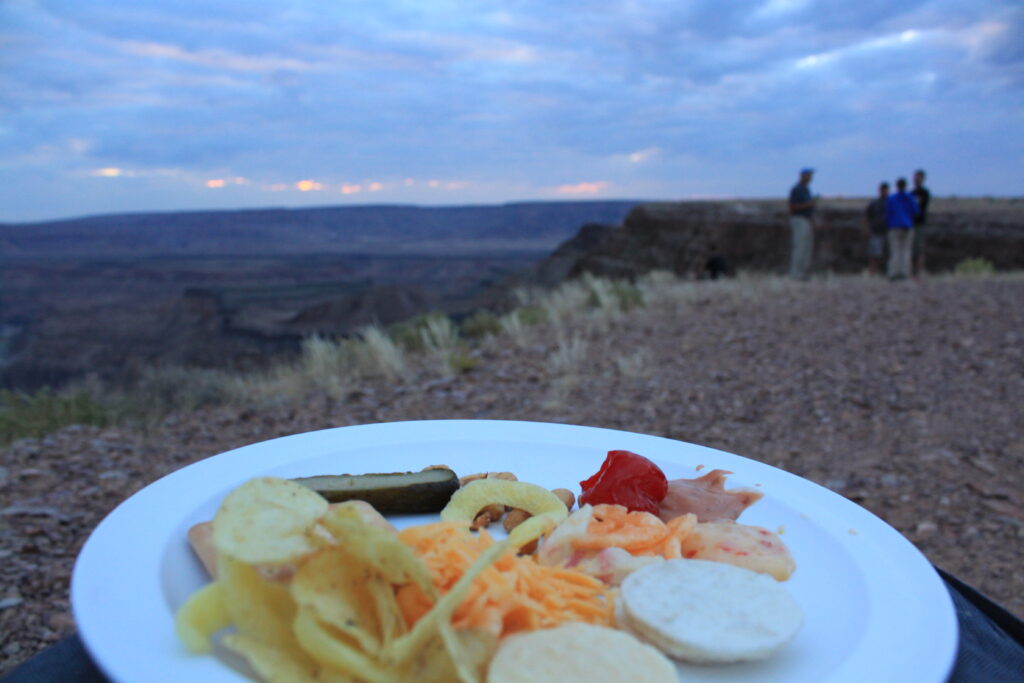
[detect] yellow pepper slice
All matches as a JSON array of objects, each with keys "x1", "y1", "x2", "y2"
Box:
[{"x1": 440, "y1": 479, "x2": 568, "y2": 548}]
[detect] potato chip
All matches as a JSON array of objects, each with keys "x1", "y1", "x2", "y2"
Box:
[
  {"x1": 174, "y1": 580, "x2": 230, "y2": 654},
  {"x1": 320, "y1": 503, "x2": 436, "y2": 598},
  {"x1": 364, "y1": 572, "x2": 406, "y2": 645},
  {"x1": 391, "y1": 631, "x2": 458, "y2": 683},
  {"x1": 218, "y1": 554, "x2": 315, "y2": 670},
  {"x1": 293, "y1": 608, "x2": 393, "y2": 683},
  {"x1": 439, "y1": 623, "x2": 497, "y2": 683},
  {"x1": 291, "y1": 548, "x2": 384, "y2": 654},
  {"x1": 213, "y1": 477, "x2": 328, "y2": 565},
  {"x1": 222, "y1": 633, "x2": 320, "y2": 683}
]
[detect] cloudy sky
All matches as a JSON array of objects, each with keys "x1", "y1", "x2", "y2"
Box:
[{"x1": 2, "y1": 0, "x2": 1021, "y2": 222}]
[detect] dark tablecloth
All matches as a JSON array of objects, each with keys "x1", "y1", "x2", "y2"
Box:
[{"x1": 4, "y1": 569, "x2": 1023, "y2": 682}]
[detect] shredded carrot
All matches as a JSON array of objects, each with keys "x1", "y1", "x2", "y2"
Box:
[
  {"x1": 396, "y1": 521, "x2": 614, "y2": 638},
  {"x1": 574, "y1": 504, "x2": 696, "y2": 560}
]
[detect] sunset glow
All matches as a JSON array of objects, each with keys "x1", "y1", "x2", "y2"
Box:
[
  {"x1": 340, "y1": 184, "x2": 362, "y2": 194},
  {"x1": 206, "y1": 179, "x2": 225, "y2": 188},
  {"x1": 295, "y1": 180, "x2": 323, "y2": 192},
  {"x1": 92, "y1": 168, "x2": 123, "y2": 177},
  {"x1": 555, "y1": 181, "x2": 610, "y2": 195}
]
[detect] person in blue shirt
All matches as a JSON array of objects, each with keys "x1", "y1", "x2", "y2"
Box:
[{"x1": 885, "y1": 177, "x2": 920, "y2": 281}]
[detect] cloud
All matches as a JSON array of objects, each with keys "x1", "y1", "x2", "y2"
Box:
[
  {"x1": 117, "y1": 40, "x2": 319, "y2": 73},
  {"x1": 0, "y1": 0, "x2": 1021, "y2": 220}
]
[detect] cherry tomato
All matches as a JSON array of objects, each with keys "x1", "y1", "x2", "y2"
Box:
[{"x1": 579, "y1": 450, "x2": 668, "y2": 515}]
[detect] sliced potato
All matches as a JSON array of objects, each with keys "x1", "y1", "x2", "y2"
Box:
[
  {"x1": 291, "y1": 548, "x2": 385, "y2": 654},
  {"x1": 212, "y1": 477, "x2": 328, "y2": 565},
  {"x1": 320, "y1": 502, "x2": 436, "y2": 599},
  {"x1": 222, "y1": 632, "x2": 320, "y2": 682},
  {"x1": 293, "y1": 608, "x2": 393, "y2": 683},
  {"x1": 218, "y1": 554, "x2": 314, "y2": 669},
  {"x1": 174, "y1": 580, "x2": 230, "y2": 654}
]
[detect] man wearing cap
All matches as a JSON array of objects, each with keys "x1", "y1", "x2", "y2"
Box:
[{"x1": 788, "y1": 168, "x2": 817, "y2": 280}]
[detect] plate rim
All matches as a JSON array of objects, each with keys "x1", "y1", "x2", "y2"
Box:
[{"x1": 71, "y1": 418, "x2": 958, "y2": 683}]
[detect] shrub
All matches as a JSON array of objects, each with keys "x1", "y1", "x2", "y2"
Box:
[
  {"x1": 131, "y1": 364, "x2": 238, "y2": 416},
  {"x1": 954, "y1": 258, "x2": 995, "y2": 276},
  {"x1": 418, "y1": 315, "x2": 459, "y2": 354},
  {"x1": 547, "y1": 334, "x2": 589, "y2": 376},
  {"x1": 0, "y1": 387, "x2": 118, "y2": 445},
  {"x1": 460, "y1": 310, "x2": 502, "y2": 339},
  {"x1": 447, "y1": 352, "x2": 481, "y2": 374},
  {"x1": 298, "y1": 334, "x2": 352, "y2": 400},
  {"x1": 515, "y1": 305, "x2": 547, "y2": 326},
  {"x1": 611, "y1": 282, "x2": 645, "y2": 311},
  {"x1": 356, "y1": 325, "x2": 407, "y2": 379}
]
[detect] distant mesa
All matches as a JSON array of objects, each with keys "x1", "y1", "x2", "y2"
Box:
[{"x1": 517, "y1": 198, "x2": 1024, "y2": 285}]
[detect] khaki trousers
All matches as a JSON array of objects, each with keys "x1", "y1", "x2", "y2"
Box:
[
  {"x1": 789, "y1": 215, "x2": 813, "y2": 280},
  {"x1": 887, "y1": 229, "x2": 914, "y2": 279}
]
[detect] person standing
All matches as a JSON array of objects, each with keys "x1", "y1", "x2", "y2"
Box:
[
  {"x1": 863, "y1": 182, "x2": 889, "y2": 276},
  {"x1": 788, "y1": 168, "x2": 816, "y2": 280},
  {"x1": 911, "y1": 169, "x2": 931, "y2": 277},
  {"x1": 885, "y1": 177, "x2": 919, "y2": 281}
]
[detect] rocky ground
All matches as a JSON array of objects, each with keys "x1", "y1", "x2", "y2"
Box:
[{"x1": 1, "y1": 273, "x2": 1022, "y2": 675}]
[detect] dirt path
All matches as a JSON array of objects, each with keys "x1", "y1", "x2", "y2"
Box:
[{"x1": 2, "y1": 274, "x2": 1022, "y2": 674}]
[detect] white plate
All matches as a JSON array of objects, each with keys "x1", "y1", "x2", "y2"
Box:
[{"x1": 72, "y1": 420, "x2": 957, "y2": 682}]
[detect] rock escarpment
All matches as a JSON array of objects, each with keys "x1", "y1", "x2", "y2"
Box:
[{"x1": 552, "y1": 199, "x2": 1024, "y2": 280}]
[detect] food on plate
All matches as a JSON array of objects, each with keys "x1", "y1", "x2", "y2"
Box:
[
  {"x1": 657, "y1": 469, "x2": 762, "y2": 523},
  {"x1": 680, "y1": 520, "x2": 795, "y2": 581},
  {"x1": 458, "y1": 472, "x2": 519, "y2": 530},
  {"x1": 536, "y1": 502, "x2": 793, "y2": 585},
  {"x1": 188, "y1": 499, "x2": 393, "y2": 580},
  {"x1": 503, "y1": 488, "x2": 575, "y2": 533},
  {"x1": 441, "y1": 479, "x2": 569, "y2": 549},
  {"x1": 212, "y1": 477, "x2": 328, "y2": 565},
  {"x1": 486, "y1": 622, "x2": 676, "y2": 683},
  {"x1": 176, "y1": 448, "x2": 800, "y2": 681},
  {"x1": 537, "y1": 504, "x2": 694, "y2": 585},
  {"x1": 291, "y1": 466, "x2": 459, "y2": 513},
  {"x1": 578, "y1": 450, "x2": 668, "y2": 514},
  {"x1": 177, "y1": 476, "x2": 543, "y2": 681},
  {"x1": 619, "y1": 559, "x2": 803, "y2": 663},
  {"x1": 397, "y1": 522, "x2": 613, "y2": 635}
]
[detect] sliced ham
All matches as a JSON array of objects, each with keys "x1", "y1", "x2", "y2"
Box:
[{"x1": 657, "y1": 469, "x2": 762, "y2": 523}]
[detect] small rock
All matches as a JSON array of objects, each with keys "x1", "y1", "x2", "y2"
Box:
[
  {"x1": 824, "y1": 478, "x2": 848, "y2": 492},
  {"x1": 0, "y1": 597, "x2": 23, "y2": 609},
  {"x1": 0, "y1": 505, "x2": 67, "y2": 521},
  {"x1": 47, "y1": 612, "x2": 75, "y2": 632},
  {"x1": 880, "y1": 474, "x2": 902, "y2": 488},
  {"x1": 916, "y1": 520, "x2": 939, "y2": 536}
]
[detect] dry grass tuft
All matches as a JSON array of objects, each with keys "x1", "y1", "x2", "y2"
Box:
[{"x1": 357, "y1": 324, "x2": 408, "y2": 380}]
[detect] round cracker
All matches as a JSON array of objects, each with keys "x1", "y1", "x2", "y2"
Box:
[
  {"x1": 620, "y1": 559, "x2": 802, "y2": 663},
  {"x1": 487, "y1": 622, "x2": 676, "y2": 683}
]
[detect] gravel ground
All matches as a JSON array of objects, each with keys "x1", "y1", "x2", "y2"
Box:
[{"x1": 2, "y1": 273, "x2": 1022, "y2": 675}]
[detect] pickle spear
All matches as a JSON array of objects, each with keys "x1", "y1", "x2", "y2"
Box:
[{"x1": 291, "y1": 468, "x2": 459, "y2": 513}]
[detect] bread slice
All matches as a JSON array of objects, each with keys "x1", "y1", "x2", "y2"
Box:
[
  {"x1": 620, "y1": 559, "x2": 802, "y2": 663},
  {"x1": 487, "y1": 622, "x2": 676, "y2": 683}
]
